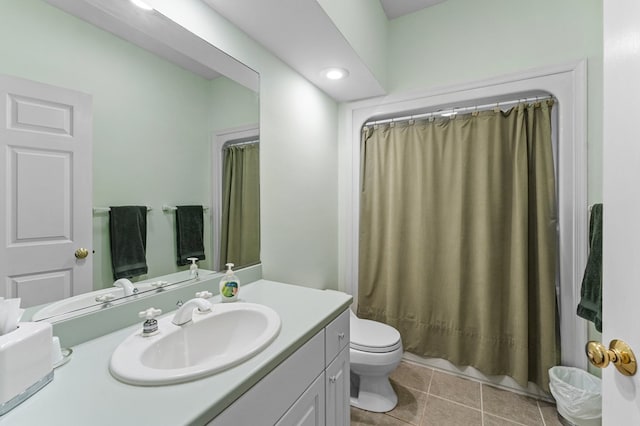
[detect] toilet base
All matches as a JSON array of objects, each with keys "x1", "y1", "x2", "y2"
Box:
[{"x1": 350, "y1": 372, "x2": 398, "y2": 413}]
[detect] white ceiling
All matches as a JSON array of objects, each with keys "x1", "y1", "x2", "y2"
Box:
[
  {"x1": 204, "y1": 0, "x2": 444, "y2": 102},
  {"x1": 380, "y1": 0, "x2": 446, "y2": 20}
]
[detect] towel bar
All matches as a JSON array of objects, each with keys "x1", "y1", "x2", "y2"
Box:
[
  {"x1": 93, "y1": 206, "x2": 152, "y2": 214},
  {"x1": 162, "y1": 205, "x2": 209, "y2": 212}
]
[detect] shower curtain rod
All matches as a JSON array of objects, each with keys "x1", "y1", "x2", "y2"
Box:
[
  {"x1": 364, "y1": 95, "x2": 554, "y2": 127},
  {"x1": 223, "y1": 139, "x2": 259, "y2": 148}
]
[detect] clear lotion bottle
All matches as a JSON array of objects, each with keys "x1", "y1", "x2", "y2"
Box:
[{"x1": 219, "y1": 263, "x2": 239, "y2": 302}]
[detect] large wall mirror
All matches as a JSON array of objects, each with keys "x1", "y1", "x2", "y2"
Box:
[{"x1": 0, "y1": 0, "x2": 259, "y2": 320}]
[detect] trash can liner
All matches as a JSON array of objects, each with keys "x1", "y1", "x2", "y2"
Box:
[{"x1": 548, "y1": 366, "x2": 602, "y2": 420}]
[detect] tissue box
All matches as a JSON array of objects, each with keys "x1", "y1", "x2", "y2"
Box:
[{"x1": 0, "y1": 322, "x2": 53, "y2": 415}]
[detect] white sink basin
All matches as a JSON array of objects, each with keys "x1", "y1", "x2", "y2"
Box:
[{"x1": 109, "y1": 302, "x2": 281, "y2": 385}]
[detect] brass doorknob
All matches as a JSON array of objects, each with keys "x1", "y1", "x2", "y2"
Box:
[
  {"x1": 586, "y1": 339, "x2": 637, "y2": 376},
  {"x1": 74, "y1": 248, "x2": 89, "y2": 259}
]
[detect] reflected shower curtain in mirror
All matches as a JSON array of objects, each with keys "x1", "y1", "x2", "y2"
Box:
[
  {"x1": 220, "y1": 143, "x2": 260, "y2": 268},
  {"x1": 358, "y1": 101, "x2": 558, "y2": 390}
]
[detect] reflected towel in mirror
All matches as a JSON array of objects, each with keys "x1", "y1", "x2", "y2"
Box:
[
  {"x1": 109, "y1": 206, "x2": 148, "y2": 279},
  {"x1": 175, "y1": 205, "x2": 205, "y2": 266}
]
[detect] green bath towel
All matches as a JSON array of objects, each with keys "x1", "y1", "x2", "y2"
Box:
[{"x1": 577, "y1": 203, "x2": 602, "y2": 332}]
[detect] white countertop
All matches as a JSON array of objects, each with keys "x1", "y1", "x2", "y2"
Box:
[{"x1": 0, "y1": 280, "x2": 352, "y2": 426}]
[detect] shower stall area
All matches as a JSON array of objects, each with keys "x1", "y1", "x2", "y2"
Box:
[{"x1": 340, "y1": 63, "x2": 588, "y2": 397}]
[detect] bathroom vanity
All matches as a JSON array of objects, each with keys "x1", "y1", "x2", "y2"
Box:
[{"x1": 0, "y1": 279, "x2": 352, "y2": 425}]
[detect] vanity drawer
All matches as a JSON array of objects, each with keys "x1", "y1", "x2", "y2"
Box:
[{"x1": 324, "y1": 309, "x2": 349, "y2": 365}]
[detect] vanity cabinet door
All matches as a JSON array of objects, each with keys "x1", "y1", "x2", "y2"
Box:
[
  {"x1": 209, "y1": 309, "x2": 351, "y2": 426},
  {"x1": 209, "y1": 332, "x2": 324, "y2": 426},
  {"x1": 325, "y1": 346, "x2": 350, "y2": 426},
  {"x1": 276, "y1": 373, "x2": 325, "y2": 426}
]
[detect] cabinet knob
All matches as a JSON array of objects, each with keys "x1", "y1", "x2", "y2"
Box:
[
  {"x1": 338, "y1": 332, "x2": 345, "y2": 340},
  {"x1": 329, "y1": 376, "x2": 337, "y2": 383}
]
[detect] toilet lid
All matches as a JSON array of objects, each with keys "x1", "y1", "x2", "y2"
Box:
[{"x1": 350, "y1": 317, "x2": 401, "y2": 353}]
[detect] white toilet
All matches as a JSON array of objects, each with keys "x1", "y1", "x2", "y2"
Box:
[{"x1": 349, "y1": 310, "x2": 403, "y2": 412}]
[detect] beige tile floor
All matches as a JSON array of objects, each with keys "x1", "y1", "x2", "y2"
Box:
[{"x1": 351, "y1": 361, "x2": 563, "y2": 426}]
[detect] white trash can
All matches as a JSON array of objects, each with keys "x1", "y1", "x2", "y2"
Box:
[{"x1": 548, "y1": 366, "x2": 602, "y2": 426}]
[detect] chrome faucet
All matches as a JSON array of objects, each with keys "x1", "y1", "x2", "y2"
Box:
[
  {"x1": 172, "y1": 298, "x2": 212, "y2": 326},
  {"x1": 113, "y1": 278, "x2": 138, "y2": 296}
]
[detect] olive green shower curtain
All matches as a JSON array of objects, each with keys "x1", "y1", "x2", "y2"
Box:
[
  {"x1": 219, "y1": 143, "x2": 260, "y2": 268},
  {"x1": 358, "y1": 101, "x2": 558, "y2": 390}
]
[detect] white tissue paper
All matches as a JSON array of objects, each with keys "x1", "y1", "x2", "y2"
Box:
[{"x1": 0, "y1": 298, "x2": 25, "y2": 336}]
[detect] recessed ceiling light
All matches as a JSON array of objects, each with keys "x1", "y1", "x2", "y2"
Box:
[
  {"x1": 323, "y1": 67, "x2": 349, "y2": 80},
  {"x1": 131, "y1": 0, "x2": 154, "y2": 11}
]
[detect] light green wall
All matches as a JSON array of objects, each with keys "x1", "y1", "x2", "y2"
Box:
[
  {"x1": 316, "y1": 0, "x2": 388, "y2": 87},
  {"x1": 0, "y1": 0, "x2": 258, "y2": 289},
  {"x1": 386, "y1": 0, "x2": 603, "y2": 201},
  {"x1": 258, "y1": 65, "x2": 338, "y2": 287}
]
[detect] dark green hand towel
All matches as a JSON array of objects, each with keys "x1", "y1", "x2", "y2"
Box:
[
  {"x1": 109, "y1": 206, "x2": 148, "y2": 280},
  {"x1": 176, "y1": 205, "x2": 205, "y2": 266},
  {"x1": 577, "y1": 203, "x2": 602, "y2": 332}
]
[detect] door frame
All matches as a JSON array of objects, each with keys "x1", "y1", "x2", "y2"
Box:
[{"x1": 339, "y1": 61, "x2": 589, "y2": 370}]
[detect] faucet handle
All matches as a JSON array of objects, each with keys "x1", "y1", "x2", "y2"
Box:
[
  {"x1": 195, "y1": 291, "x2": 213, "y2": 299},
  {"x1": 138, "y1": 307, "x2": 162, "y2": 320},
  {"x1": 95, "y1": 293, "x2": 115, "y2": 303},
  {"x1": 139, "y1": 308, "x2": 162, "y2": 337}
]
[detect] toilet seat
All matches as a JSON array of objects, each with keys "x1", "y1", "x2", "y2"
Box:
[{"x1": 350, "y1": 317, "x2": 401, "y2": 353}]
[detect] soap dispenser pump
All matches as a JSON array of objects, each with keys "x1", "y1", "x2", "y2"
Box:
[
  {"x1": 187, "y1": 257, "x2": 199, "y2": 279},
  {"x1": 219, "y1": 263, "x2": 239, "y2": 302}
]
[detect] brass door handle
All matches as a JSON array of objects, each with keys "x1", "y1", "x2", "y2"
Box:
[
  {"x1": 74, "y1": 248, "x2": 89, "y2": 259},
  {"x1": 586, "y1": 339, "x2": 637, "y2": 376}
]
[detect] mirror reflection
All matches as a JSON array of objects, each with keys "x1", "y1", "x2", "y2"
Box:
[
  {"x1": 219, "y1": 139, "x2": 261, "y2": 270},
  {"x1": 0, "y1": 0, "x2": 260, "y2": 319}
]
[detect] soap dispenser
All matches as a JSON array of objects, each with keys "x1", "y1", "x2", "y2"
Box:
[
  {"x1": 219, "y1": 263, "x2": 239, "y2": 302},
  {"x1": 187, "y1": 257, "x2": 199, "y2": 279}
]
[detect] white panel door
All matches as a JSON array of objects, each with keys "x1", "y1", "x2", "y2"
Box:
[
  {"x1": 0, "y1": 74, "x2": 92, "y2": 307},
  {"x1": 602, "y1": 1, "x2": 640, "y2": 423}
]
